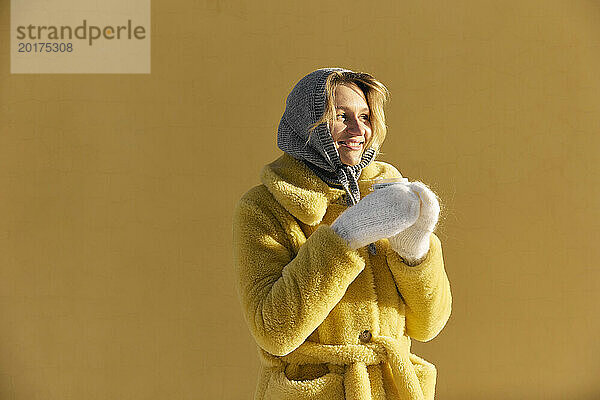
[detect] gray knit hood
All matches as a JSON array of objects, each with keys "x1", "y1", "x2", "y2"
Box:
[{"x1": 277, "y1": 68, "x2": 377, "y2": 207}]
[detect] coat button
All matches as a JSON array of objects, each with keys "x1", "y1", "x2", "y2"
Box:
[{"x1": 359, "y1": 330, "x2": 372, "y2": 343}]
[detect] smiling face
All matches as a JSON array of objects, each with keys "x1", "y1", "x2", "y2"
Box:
[{"x1": 330, "y1": 83, "x2": 373, "y2": 166}]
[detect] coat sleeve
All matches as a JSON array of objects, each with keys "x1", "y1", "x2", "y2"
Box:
[
  {"x1": 385, "y1": 233, "x2": 452, "y2": 342},
  {"x1": 233, "y1": 189, "x2": 366, "y2": 356}
]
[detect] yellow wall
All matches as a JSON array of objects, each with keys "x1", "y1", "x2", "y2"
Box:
[{"x1": 1, "y1": 1, "x2": 599, "y2": 398}]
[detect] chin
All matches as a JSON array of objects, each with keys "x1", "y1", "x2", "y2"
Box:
[
  {"x1": 338, "y1": 148, "x2": 364, "y2": 166},
  {"x1": 340, "y1": 157, "x2": 361, "y2": 166}
]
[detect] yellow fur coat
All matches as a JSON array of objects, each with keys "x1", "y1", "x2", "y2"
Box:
[{"x1": 233, "y1": 153, "x2": 452, "y2": 400}]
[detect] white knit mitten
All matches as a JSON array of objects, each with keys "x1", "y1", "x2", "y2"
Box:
[
  {"x1": 388, "y1": 181, "x2": 440, "y2": 266},
  {"x1": 331, "y1": 184, "x2": 420, "y2": 250}
]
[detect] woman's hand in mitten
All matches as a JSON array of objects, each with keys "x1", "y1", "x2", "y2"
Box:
[
  {"x1": 388, "y1": 181, "x2": 440, "y2": 266},
  {"x1": 330, "y1": 184, "x2": 420, "y2": 250}
]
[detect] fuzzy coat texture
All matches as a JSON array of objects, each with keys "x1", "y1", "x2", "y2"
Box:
[{"x1": 233, "y1": 153, "x2": 452, "y2": 400}]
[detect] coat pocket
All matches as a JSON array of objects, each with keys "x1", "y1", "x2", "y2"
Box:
[
  {"x1": 263, "y1": 367, "x2": 345, "y2": 400},
  {"x1": 409, "y1": 353, "x2": 437, "y2": 400}
]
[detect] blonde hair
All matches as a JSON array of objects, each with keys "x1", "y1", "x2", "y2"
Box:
[{"x1": 309, "y1": 70, "x2": 390, "y2": 151}]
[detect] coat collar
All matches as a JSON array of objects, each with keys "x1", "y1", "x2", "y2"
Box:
[{"x1": 260, "y1": 153, "x2": 400, "y2": 226}]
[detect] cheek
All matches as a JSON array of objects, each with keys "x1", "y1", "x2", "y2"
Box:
[
  {"x1": 330, "y1": 123, "x2": 343, "y2": 141},
  {"x1": 365, "y1": 126, "x2": 373, "y2": 141}
]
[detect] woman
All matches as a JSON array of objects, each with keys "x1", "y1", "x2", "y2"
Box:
[{"x1": 233, "y1": 67, "x2": 452, "y2": 400}]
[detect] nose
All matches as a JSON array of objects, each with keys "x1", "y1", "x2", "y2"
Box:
[{"x1": 345, "y1": 115, "x2": 365, "y2": 136}]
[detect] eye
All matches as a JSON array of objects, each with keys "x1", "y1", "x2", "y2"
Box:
[
  {"x1": 360, "y1": 114, "x2": 370, "y2": 121},
  {"x1": 336, "y1": 112, "x2": 346, "y2": 120}
]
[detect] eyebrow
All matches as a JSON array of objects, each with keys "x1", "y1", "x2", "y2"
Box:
[{"x1": 335, "y1": 106, "x2": 370, "y2": 113}]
